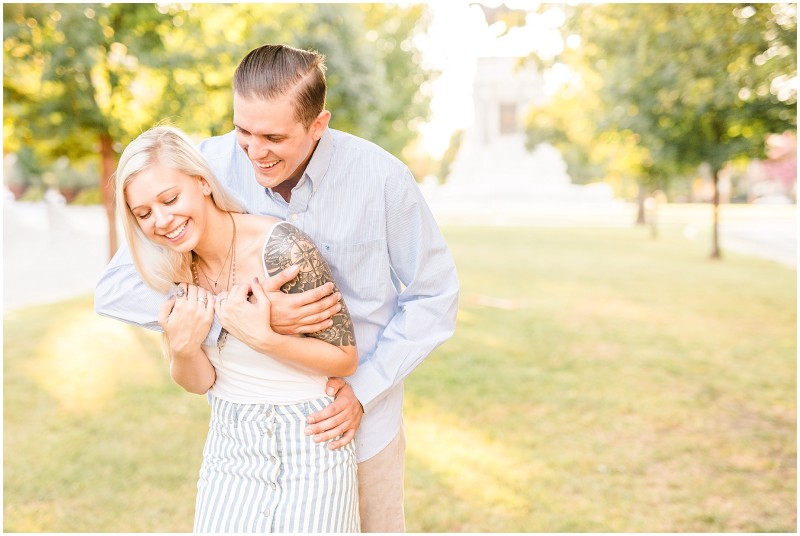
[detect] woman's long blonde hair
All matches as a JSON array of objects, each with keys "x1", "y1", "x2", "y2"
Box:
[{"x1": 115, "y1": 125, "x2": 246, "y2": 294}]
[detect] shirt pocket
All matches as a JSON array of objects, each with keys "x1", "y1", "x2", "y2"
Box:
[{"x1": 318, "y1": 238, "x2": 389, "y2": 300}]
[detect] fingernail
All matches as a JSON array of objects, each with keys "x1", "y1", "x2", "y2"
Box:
[
  {"x1": 304, "y1": 427, "x2": 313, "y2": 435},
  {"x1": 306, "y1": 416, "x2": 315, "y2": 424},
  {"x1": 327, "y1": 320, "x2": 334, "y2": 328},
  {"x1": 253, "y1": 277, "x2": 260, "y2": 284},
  {"x1": 326, "y1": 387, "x2": 335, "y2": 396}
]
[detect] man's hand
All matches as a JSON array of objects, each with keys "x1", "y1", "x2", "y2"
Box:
[
  {"x1": 259, "y1": 265, "x2": 342, "y2": 335},
  {"x1": 306, "y1": 378, "x2": 364, "y2": 450}
]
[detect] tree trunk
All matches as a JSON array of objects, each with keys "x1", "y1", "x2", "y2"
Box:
[
  {"x1": 100, "y1": 133, "x2": 118, "y2": 259},
  {"x1": 636, "y1": 185, "x2": 647, "y2": 225},
  {"x1": 710, "y1": 167, "x2": 721, "y2": 259}
]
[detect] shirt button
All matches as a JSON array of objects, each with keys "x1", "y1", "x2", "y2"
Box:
[
  {"x1": 270, "y1": 456, "x2": 278, "y2": 464},
  {"x1": 263, "y1": 509, "x2": 270, "y2": 517},
  {"x1": 270, "y1": 482, "x2": 278, "y2": 490}
]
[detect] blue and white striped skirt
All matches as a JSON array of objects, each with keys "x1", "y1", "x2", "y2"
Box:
[{"x1": 194, "y1": 395, "x2": 360, "y2": 533}]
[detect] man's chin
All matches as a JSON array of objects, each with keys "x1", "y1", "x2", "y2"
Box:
[{"x1": 253, "y1": 170, "x2": 284, "y2": 190}]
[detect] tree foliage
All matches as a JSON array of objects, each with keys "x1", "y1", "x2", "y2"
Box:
[
  {"x1": 4, "y1": 3, "x2": 433, "y2": 255},
  {"x1": 568, "y1": 4, "x2": 796, "y2": 170},
  {"x1": 4, "y1": 3, "x2": 237, "y2": 254},
  {"x1": 524, "y1": 3, "x2": 796, "y2": 256}
]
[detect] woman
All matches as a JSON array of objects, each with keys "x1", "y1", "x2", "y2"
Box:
[{"x1": 115, "y1": 125, "x2": 360, "y2": 533}]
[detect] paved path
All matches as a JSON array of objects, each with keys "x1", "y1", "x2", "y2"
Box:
[
  {"x1": 659, "y1": 203, "x2": 796, "y2": 267},
  {"x1": 720, "y1": 218, "x2": 797, "y2": 268},
  {"x1": 3, "y1": 201, "x2": 110, "y2": 312},
  {"x1": 3, "y1": 201, "x2": 795, "y2": 313}
]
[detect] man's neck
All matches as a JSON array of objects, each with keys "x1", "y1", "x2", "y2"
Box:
[
  {"x1": 272, "y1": 139, "x2": 321, "y2": 202},
  {"x1": 272, "y1": 177, "x2": 299, "y2": 203}
]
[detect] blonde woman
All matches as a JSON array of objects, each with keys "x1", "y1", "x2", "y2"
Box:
[{"x1": 115, "y1": 125, "x2": 359, "y2": 532}]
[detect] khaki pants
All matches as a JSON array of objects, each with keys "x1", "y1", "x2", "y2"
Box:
[{"x1": 357, "y1": 427, "x2": 406, "y2": 532}]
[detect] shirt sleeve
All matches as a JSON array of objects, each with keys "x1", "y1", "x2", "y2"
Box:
[
  {"x1": 94, "y1": 241, "x2": 223, "y2": 347},
  {"x1": 346, "y1": 168, "x2": 459, "y2": 411}
]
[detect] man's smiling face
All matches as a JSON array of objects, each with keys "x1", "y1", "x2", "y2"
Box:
[{"x1": 233, "y1": 92, "x2": 329, "y2": 196}]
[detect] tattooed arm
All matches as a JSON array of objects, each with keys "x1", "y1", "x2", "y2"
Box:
[
  {"x1": 263, "y1": 222, "x2": 356, "y2": 347},
  {"x1": 215, "y1": 222, "x2": 358, "y2": 377}
]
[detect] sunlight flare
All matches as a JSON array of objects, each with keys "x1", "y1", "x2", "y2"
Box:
[
  {"x1": 405, "y1": 401, "x2": 537, "y2": 514},
  {"x1": 25, "y1": 308, "x2": 162, "y2": 413}
]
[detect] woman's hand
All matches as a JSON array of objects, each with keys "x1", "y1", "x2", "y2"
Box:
[
  {"x1": 159, "y1": 283, "x2": 215, "y2": 357},
  {"x1": 215, "y1": 278, "x2": 276, "y2": 351},
  {"x1": 158, "y1": 283, "x2": 216, "y2": 394},
  {"x1": 217, "y1": 277, "x2": 357, "y2": 377}
]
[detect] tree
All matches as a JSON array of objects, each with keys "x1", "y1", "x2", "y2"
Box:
[
  {"x1": 524, "y1": 68, "x2": 652, "y2": 201},
  {"x1": 4, "y1": 4, "x2": 434, "y2": 258},
  {"x1": 4, "y1": 3, "x2": 234, "y2": 256},
  {"x1": 546, "y1": 3, "x2": 797, "y2": 257}
]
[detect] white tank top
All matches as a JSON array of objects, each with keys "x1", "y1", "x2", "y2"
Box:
[
  {"x1": 204, "y1": 221, "x2": 328, "y2": 405},
  {"x1": 205, "y1": 336, "x2": 327, "y2": 404}
]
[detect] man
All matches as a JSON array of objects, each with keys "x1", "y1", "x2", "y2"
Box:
[{"x1": 95, "y1": 43, "x2": 458, "y2": 532}]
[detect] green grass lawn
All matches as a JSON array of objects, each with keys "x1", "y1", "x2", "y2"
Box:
[{"x1": 4, "y1": 224, "x2": 796, "y2": 532}]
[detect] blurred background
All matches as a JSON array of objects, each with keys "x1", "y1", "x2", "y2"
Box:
[{"x1": 3, "y1": 2, "x2": 796, "y2": 532}]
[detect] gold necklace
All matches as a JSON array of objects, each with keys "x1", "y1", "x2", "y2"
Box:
[
  {"x1": 192, "y1": 212, "x2": 237, "y2": 352},
  {"x1": 193, "y1": 212, "x2": 237, "y2": 291}
]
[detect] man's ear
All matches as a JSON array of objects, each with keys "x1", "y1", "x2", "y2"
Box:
[{"x1": 310, "y1": 110, "x2": 331, "y2": 141}]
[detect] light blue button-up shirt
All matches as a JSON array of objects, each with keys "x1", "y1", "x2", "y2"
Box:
[{"x1": 95, "y1": 128, "x2": 459, "y2": 462}]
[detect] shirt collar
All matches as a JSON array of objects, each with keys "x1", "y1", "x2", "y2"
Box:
[{"x1": 303, "y1": 128, "x2": 333, "y2": 193}]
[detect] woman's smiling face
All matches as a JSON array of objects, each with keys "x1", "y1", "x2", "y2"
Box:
[{"x1": 125, "y1": 163, "x2": 210, "y2": 253}]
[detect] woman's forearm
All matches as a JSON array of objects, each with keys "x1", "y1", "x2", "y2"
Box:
[
  {"x1": 256, "y1": 334, "x2": 358, "y2": 377},
  {"x1": 169, "y1": 346, "x2": 216, "y2": 394}
]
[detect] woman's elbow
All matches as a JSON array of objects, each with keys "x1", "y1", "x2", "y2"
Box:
[
  {"x1": 340, "y1": 362, "x2": 358, "y2": 377},
  {"x1": 336, "y1": 346, "x2": 359, "y2": 377},
  {"x1": 170, "y1": 367, "x2": 214, "y2": 395},
  {"x1": 182, "y1": 382, "x2": 212, "y2": 395}
]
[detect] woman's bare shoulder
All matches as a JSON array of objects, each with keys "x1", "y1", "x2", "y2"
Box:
[
  {"x1": 233, "y1": 213, "x2": 280, "y2": 246},
  {"x1": 236, "y1": 213, "x2": 282, "y2": 233}
]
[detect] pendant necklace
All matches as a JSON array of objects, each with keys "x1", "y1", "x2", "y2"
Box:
[
  {"x1": 191, "y1": 212, "x2": 237, "y2": 351},
  {"x1": 193, "y1": 212, "x2": 237, "y2": 291}
]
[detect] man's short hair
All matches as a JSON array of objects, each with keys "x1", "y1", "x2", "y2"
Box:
[{"x1": 233, "y1": 44, "x2": 327, "y2": 128}]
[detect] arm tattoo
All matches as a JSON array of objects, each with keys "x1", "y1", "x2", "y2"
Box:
[{"x1": 263, "y1": 223, "x2": 356, "y2": 347}]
